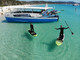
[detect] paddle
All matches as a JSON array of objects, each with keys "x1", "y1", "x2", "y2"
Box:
[{"x1": 65, "y1": 21, "x2": 74, "y2": 35}]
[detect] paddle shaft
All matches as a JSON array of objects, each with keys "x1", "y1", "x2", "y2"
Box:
[{"x1": 65, "y1": 21, "x2": 74, "y2": 35}]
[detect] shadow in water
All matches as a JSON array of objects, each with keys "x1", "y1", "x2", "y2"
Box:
[
  {"x1": 2, "y1": 20, "x2": 8, "y2": 23},
  {"x1": 48, "y1": 39, "x2": 57, "y2": 52},
  {"x1": 2, "y1": 20, "x2": 55, "y2": 24},
  {"x1": 22, "y1": 32, "x2": 33, "y2": 41},
  {"x1": 42, "y1": 39, "x2": 57, "y2": 52},
  {"x1": 2, "y1": 20, "x2": 30, "y2": 24}
]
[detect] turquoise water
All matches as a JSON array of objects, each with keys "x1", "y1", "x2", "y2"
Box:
[{"x1": 0, "y1": 4, "x2": 80, "y2": 60}]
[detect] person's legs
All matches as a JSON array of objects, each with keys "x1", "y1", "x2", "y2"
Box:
[
  {"x1": 31, "y1": 29, "x2": 34, "y2": 32},
  {"x1": 59, "y1": 32, "x2": 61, "y2": 38},
  {"x1": 59, "y1": 32, "x2": 63, "y2": 39}
]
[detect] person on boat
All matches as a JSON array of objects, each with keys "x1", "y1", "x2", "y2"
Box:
[
  {"x1": 41, "y1": 9, "x2": 45, "y2": 13},
  {"x1": 29, "y1": 23, "x2": 34, "y2": 33},
  {"x1": 51, "y1": 9, "x2": 57, "y2": 14},
  {"x1": 42, "y1": 9, "x2": 48, "y2": 16},
  {"x1": 55, "y1": 25, "x2": 69, "y2": 40}
]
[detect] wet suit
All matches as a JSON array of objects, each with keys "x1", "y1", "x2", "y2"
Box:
[
  {"x1": 30, "y1": 24, "x2": 34, "y2": 32},
  {"x1": 56, "y1": 27, "x2": 68, "y2": 40},
  {"x1": 29, "y1": 23, "x2": 36, "y2": 35}
]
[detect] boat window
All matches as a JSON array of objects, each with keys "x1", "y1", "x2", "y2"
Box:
[
  {"x1": 13, "y1": 14, "x2": 31, "y2": 17},
  {"x1": 13, "y1": 9, "x2": 46, "y2": 14}
]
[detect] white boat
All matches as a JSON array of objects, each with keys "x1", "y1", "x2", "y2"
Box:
[
  {"x1": 73, "y1": 3, "x2": 79, "y2": 6},
  {"x1": 5, "y1": 6, "x2": 59, "y2": 23}
]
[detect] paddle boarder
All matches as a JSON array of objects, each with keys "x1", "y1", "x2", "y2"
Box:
[
  {"x1": 30, "y1": 23, "x2": 34, "y2": 32},
  {"x1": 28, "y1": 23, "x2": 37, "y2": 36},
  {"x1": 55, "y1": 25, "x2": 69, "y2": 40},
  {"x1": 75, "y1": 8, "x2": 77, "y2": 12}
]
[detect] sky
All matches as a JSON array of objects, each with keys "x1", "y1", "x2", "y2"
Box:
[{"x1": 19, "y1": 0, "x2": 80, "y2": 3}]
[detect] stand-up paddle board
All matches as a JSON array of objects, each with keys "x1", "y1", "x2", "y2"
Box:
[
  {"x1": 28, "y1": 30, "x2": 37, "y2": 37},
  {"x1": 56, "y1": 34, "x2": 64, "y2": 46}
]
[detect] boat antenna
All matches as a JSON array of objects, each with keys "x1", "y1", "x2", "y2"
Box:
[{"x1": 45, "y1": 3, "x2": 48, "y2": 10}]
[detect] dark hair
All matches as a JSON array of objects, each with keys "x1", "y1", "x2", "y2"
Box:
[{"x1": 61, "y1": 25, "x2": 62, "y2": 27}]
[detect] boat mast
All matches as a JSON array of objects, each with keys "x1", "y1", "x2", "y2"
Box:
[{"x1": 45, "y1": 3, "x2": 48, "y2": 10}]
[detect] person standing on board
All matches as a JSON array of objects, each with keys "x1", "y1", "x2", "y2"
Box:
[
  {"x1": 55, "y1": 25, "x2": 69, "y2": 40},
  {"x1": 75, "y1": 8, "x2": 77, "y2": 12},
  {"x1": 30, "y1": 23, "x2": 34, "y2": 32},
  {"x1": 28, "y1": 23, "x2": 37, "y2": 36}
]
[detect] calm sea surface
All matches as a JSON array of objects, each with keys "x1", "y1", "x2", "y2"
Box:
[{"x1": 0, "y1": 4, "x2": 80, "y2": 60}]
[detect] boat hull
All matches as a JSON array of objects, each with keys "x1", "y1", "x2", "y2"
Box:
[{"x1": 5, "y1": 17, "x2": 58, "y2": 23}]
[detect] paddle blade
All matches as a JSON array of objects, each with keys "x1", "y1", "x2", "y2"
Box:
[{"x1": 71, "y1": 32, "x2": 74, "y2": 35}]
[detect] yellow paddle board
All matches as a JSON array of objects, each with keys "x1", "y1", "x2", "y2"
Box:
[{"x1": 56, "y1": 40, "x2": 63, "y2": 46}]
